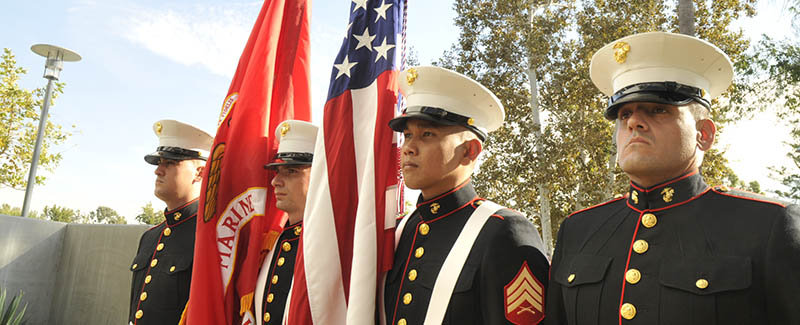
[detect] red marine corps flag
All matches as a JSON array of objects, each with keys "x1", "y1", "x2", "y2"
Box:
[
  {"x1": 287, "y1": 0, "x2": 406, "y2": 323},
  {"x1": 183, "y1": 0, "x2": 310, "y2": 324}
]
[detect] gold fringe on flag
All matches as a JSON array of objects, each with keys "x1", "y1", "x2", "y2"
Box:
[
  {"x1": 178, "y1": 301, "x2": 189, "y2": 325},
  {"x1": 263, "y1": 230, "x2": 281, "y2": 251},
  {"x1": 240, "y1": 292, "x2": 255, "y2": 316}
]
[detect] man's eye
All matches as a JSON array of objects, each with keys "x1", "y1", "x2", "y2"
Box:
[
  {"x1": 618, "y1": 111, "x2": 631, "y2": 120},
  {"x1": 403, "y1": 132, "x2": 412, "y2": 139},
  {"x1": 422, "y1": 131, "x2": 434, "y2": 137}
]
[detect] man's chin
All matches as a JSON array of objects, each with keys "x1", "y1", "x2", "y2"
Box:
[
  {"x1": 153, "y1": 188, "x2": 170, "y2": 203},
  {"x1": 402, "y1": 178, "x2": 422, "y2": 190}
]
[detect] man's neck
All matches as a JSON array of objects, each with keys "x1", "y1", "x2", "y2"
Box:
[
  {"x1": 164, "y1": 197, "x2": 197, "y2": 212},
  {"x1": 287, "y1": 212, "x2": 303, "y2": 225},
  {"x1": 420, "y1": 173, "x2": 472, "y2": 200},
  {"x1": 628, "y1": 167, "x2": 699, "y2": 188},
  {"x1": 420, "y1": 177, "x2": 471, "y2": 201}
]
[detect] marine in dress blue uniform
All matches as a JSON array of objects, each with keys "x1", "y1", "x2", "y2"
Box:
[
  {"x1": 544, "y1": 32, "x2": 800, "y2": 324},
  {"x1": 384, "y1": 66, "x2": 550, "y2": 325},
  {"x1": 129, "y1": 120, "x2": 212, "y2": 325},
  {"x1": 254, "y1": 120, "x2": 318, "y2": 325}
]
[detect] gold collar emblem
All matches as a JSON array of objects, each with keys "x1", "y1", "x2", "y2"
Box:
[
  {"x1": 280, "y1": 123, "x2": 290, "y2": 137},
  {"x1": 613, "y1": 41, "x2": 631, "y2": 64},
  {"x1": 430, "y1": 203, "x2": 440, "y2": 214},
  {"x1": 661, "y1": 187, "x2": 675, "y2": 203},
  {"x1": 155, "y1": 122, "x2": 163, "y2": 135},
  {"x1": 406, "y1": 68, "x2": 418, "y2": 85},
  {"x1": 631, "y1": 190, "x2": 639, "y2": 205}
]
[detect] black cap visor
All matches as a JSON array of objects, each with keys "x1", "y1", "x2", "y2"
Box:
[
  {"x1": 144, "y1": 146, "x2": 206, "y2": 165},
  {"x1": 265, "y1": 152, "x2": 313, "y2": 169},
  {"x1": 605, "y1": 82, "x2": 710, "y2": 120},
  {"x1": 388, "y1": 106, "x2": 487, "y2": 141}
]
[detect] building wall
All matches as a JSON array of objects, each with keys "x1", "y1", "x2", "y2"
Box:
[{"x1": 0, "y1": 216, "x2": 66, "y2": 324}]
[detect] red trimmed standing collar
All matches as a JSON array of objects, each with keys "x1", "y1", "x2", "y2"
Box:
[
  {"x1": 163, "y1": 199, "x2": 199, "y2": 227},
  {"x1": 415, "y1": 179, "x2": 478, "y2": 222},
  {"x1": 626, "y1": 171, "x2": 709, "y2": 211}
]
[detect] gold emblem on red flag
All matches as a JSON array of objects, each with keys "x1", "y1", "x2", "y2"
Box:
[
  {"x1": 204, "y1": 143, "x2": 225, "y2": 222},
  {"x1": 504, "y1": 261, "x2": 544, "y2": 325}
]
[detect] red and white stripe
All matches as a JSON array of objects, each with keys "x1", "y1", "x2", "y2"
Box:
[{"x1": 287, "y1": 72, "x2": 400, "y2": 324}]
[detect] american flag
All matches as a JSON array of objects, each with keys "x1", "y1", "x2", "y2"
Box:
[{"x1": 286, "y1": 0, "x2": 406, "y2": 323}]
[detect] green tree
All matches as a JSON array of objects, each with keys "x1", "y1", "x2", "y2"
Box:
[
  {"x1": 87, "y1": 206, "x2": 126, "y2": 224},
  {"x1": 737, "y1": 0, "x2": 800, "y2": 202},
  {"x1": 136, "y1": 202, "x2": 164, "y2": 225},
  {"x1": 771, "y1": 142, "x2": 800, "y2": 203},
  {"x1": 0, "y1": 204, "x2": 41, "y2": 218},
  {"x1": 41, "y1": 204, "x2": 85, "y2": 223},
  {"x1": 440, "y1": 0, "x2": 758, "y2": 249},
  {"x1": 1, "y1": 48, "x2": 72, "y2": 189},
  {"x1": 0, "y1": 203, "x2": 21, "y2": 216}
]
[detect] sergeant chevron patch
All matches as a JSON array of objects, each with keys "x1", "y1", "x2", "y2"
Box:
[{"x1": 504, "y1": 261, "x2": 544, "y2": 324}]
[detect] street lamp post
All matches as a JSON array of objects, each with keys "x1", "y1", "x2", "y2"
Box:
[{"x1": 20, "y1": 44, "x2": 81, "y2": 218}]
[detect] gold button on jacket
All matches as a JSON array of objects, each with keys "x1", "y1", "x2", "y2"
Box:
[
  {"x1": 641, "y1": 213, "x2": 657, "y2": 228},
  {"x1": 633, "y1": 239, "x2": 649, "y2": 254},
  {"x1": 419, "y1": 223, "x2": 430, "y2": 235},
  {"x1": 625, "y1": 269, "x2": 641, "y2": 284},
  {"x1": 408, "y1": 269, "x2": 417, "y2": 281},
  {"x1": 620, "y1": 303, "x2": 636, "y2": 320},
  {"x1": 696, "y1": 278, "x2": 709, "y2": 289},
  {"x1": 403, "y1": 292, "x2": 413, "y2": 305}
]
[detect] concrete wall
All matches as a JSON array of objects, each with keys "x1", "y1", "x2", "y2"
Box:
[
  {"x1": 0, "y1": 215, "x2": 149, "y2": 324},
  {"x1": 0, "y1": 216, "x2": 66, "y2": 324}
]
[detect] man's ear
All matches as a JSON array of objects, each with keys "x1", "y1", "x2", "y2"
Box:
[
  {"x1": 460, "y1": 138, "x2": 483, "y2": 165},
  {"x1": 696, "y1": 119, "x2": 716, "y2": 152}
]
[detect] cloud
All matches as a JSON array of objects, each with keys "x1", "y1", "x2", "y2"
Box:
[{"x1": 122, "y1": 2, "x2": 260, "y2": 77}]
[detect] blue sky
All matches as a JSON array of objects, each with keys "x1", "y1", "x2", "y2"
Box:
[
  {"x1": 0, "y1": 0, "x2": 796, "y2": 222},
  {"x1": 0, "y1": 0, "x2": 456, "y2": 221}
]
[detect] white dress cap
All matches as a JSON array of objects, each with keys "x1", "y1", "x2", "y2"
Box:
[
  {"x1": 266, "y1": 120, "x2": 318, "y2": 168},
  {"x1": 144, "y1": 119, "x2": 213, "y2": 165},
  {"x1": 390, "y1": 66, "x2": 505, "y2": 140},
  {"x1": 590, "y1": 31, "x2": 733, "y2": 99}
]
